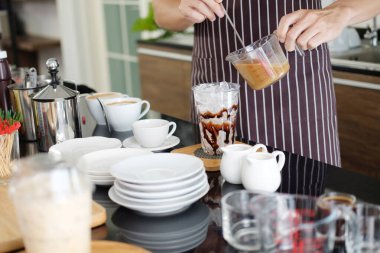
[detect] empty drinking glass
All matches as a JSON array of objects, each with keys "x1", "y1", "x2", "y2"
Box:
[
  {"x1": 221, "y1": 190, "x2": 273, "y2": 251},
  {"x1": 250, "y1": 194, "x2": 357, "y2": 253},
  {"x1": 355, "y1": 203, "x2": 380, "y2": 253}
]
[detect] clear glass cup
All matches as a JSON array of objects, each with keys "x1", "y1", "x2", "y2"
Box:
[
  {"x1": 318, "y1": 191, "x2": 357, "y2": 241},
  {"x1": 250, "y1": 194, "x2": 357, "y2": 253},
  {"x1": 192, "y1": 82, "x2": 240, "y2": 156},
  {"x1": 9, "y1": 154, "x2": 93, "y2": 253},
  {"x1": 221, "y1": 190, "x2": 267, "y2": 251},
  {"x1": 226, "y1": 34, "x2": 290, "y2": 90},
  {"x1": 355, "y1": 203, "x2": 380, "y2": 253}
]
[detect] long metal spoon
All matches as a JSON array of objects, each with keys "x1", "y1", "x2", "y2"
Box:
[
  {"x1": 96, "y1": 97, "x2": 111, "y2": 133},
  {"x1": 222, "y1": 4, "x2": 305, "y2": 56},
  {"x1": 222, "y1": 5, "x2": 245, "y2": 48}
]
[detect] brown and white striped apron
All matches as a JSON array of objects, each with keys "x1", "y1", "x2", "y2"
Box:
[{"x1": 192, "y1": 0, "x2": 341, "y2": 195}]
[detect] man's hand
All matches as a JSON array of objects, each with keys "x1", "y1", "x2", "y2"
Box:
[
  {"x1": 276, "y1": 6, "x2": 352, "y2": 51},
  {"x1": 179, "y1": 0, "x2": 225, "y2": 23}
]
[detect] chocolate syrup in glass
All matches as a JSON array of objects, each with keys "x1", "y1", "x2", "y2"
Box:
[{"x1": 199, "y1": 104, "x2": 238, "y2": 155}]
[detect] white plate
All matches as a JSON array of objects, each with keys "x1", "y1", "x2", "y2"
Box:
[
  {"x1": 49, "y1": 137, "x2": 122, "y2": 165},
  {"x1": 110, "y1": 153, "x2": 204, "y2": 184},
  {"x1": 115, "y1": 169, "x2": 205, "y2": 192},
  {"x1": 113, "y1": 177, "x2": 208, "y2": 206},
  {"x1": 122, "y1": 136, "x2": 180, "y2": 151},
  {"x1": 114, "y1": 173, "x2": 207, "y2": 199},
  {"x1": 77, "y1": 148, "x2": 152, "y2": 175},
  {"x1": 108, "y1": 184, "x2": 209, "y2": 215},
  {"x1": 89, "y1": 174, "x2": 114, "y2": 180}
]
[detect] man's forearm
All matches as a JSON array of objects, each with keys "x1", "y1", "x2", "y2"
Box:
[
  {"x1": 327, "y1": 0, "x2": 380, "y2": 26},
  {"x1": 152, "y1": 0, "x2": 194, "y2": 32}
]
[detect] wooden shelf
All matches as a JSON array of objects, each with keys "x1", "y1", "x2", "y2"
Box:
[{"x1": 2, "y1": 35, "x2": 60, "y2": 52}]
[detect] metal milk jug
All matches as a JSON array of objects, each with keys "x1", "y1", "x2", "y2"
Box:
[
  {"x1": 8, "y1": 68, "x2": 48, "y2": 141},
  {"x1": 32, "y1": 58, "x2": 81, "y2": 151}
]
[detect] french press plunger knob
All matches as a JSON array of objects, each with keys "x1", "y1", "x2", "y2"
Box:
[{"x1": 46, "y1": 58, "x2": 60, "y2": 88}]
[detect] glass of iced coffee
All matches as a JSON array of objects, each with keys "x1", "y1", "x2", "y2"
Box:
[
  {"x1": 9, "y1": 154, "x2": 92, "y2": 253},
  {"x1": 226, "y1": 34, "x2": 290, "y2": 90},
  {"x1": 192, "y1": 82, "x2": 240, "y2": 156}
]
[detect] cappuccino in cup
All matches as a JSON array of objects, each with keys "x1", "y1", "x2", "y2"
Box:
[
  {"x1": 104, "y1": 97, "x2": 150, "y2": 132},
  {"x1": 85, "y1": 92, "x2": 124, "y2": 125}
]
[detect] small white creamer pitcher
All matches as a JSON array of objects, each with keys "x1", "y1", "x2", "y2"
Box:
[
  {"x1": 241, "y1": 151, "x2": 285, "y2": 192},
  {"x1": 220, "y1": 143, "x2": 267, "y2": 184}
]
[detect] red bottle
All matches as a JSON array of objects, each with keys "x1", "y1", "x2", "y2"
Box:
[{"x1": 0, "y1": 51, "x2": 12, "y2": 112}]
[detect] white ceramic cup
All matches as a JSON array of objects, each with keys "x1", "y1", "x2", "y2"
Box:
[
  {"x1": 220, "y1": 143, "x2": 267, "y2": 184},
  {"x1": 133, "y1": 119, "x2": 177, "y2": 148},
  {"x1": 104, "y1": 97, "x2": 150, "y2": 132},
  {"x1": 85, "y1": 92, "x2": 124, "y2": 125},
  {"x1": 241, "y1": 151, "x2": 285, "y2": 193}
]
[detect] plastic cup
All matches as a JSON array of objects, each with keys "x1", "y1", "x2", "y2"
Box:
[
  {"x1": 9, "y1": 154, "x2": 93, "y2": 253},
  {"x1": 226, "y1": 34, "x2": 290, "y2": 90},
  {"x1": 192, "y1": 82, "x2": 240, "y2": 156}
]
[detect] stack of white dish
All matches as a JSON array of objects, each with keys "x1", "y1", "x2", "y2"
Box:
[
  {"x1": 76, "y1": 148, "x2": 152, "y2": 186},
  {"x1": 112, "y1": 202, "x2": 210, "y2": 253},
  {"x1": 109, "y1": 153, "x2": 209, "y2": 216},
  {"x1": 49, "y1": 136, "x2": 122, "y2": 165}
]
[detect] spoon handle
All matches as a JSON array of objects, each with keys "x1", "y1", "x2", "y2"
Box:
[{"x1": 221, "y1": 4, "x2": 245, "y2": 47}]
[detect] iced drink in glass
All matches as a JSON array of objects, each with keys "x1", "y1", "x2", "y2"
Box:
[
  {"x1": 192, "y1": 82, "x2": 240, "y2": 155},
  {"x1": 9, "y1": 154, "x2": 92, "y2": 253}
]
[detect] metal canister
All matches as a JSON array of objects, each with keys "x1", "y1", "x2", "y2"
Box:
[
  {"x1": 8, "y1": 68, "x2": 48, "y2": 141},
  {"x1": 32, "y1": 58, "x2": 81, "y2": 151}
]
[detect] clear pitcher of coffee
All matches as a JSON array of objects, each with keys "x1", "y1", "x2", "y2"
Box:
[
  {"x1": 192, "y1": 82, "x2": 240, "y2": 156},
  {"x1": 226, "y1": 34, "x2": 290, "y2": 90}
]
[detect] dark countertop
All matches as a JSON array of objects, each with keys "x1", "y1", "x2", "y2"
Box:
[
  {"x1": 87, "y1": 112, "x2": 379, "y2": 253},
  {"x1": 20, "y1": 103, "x2": 380, "y2": 252}
]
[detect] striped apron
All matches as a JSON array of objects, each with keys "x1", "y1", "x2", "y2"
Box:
[{"x1": 192, "y1": 0, "x2": 341, "y2": 195}]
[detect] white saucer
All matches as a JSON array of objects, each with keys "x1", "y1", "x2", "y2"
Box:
[
  {"x1": 49, "y1": 137, "x2": 122, "y2": 165},
  {"x1": 122, "y1": 136, "x2": 180, "y2": 151},
  {"x1": 108, "y1": 184, "x2": 209, "y2": 216},
  {"x1": 110, "y1": 153, "x2": 203, "y2": 184},
  {"x1": 114, "y1": 173, "x2": 207, "y2": 199},
  {"x1": 113, "y1": 178, "x2": 209, "y2": 206},
  {"x1": 115, "y1": 169, "x2": 205, "y2": 192}
]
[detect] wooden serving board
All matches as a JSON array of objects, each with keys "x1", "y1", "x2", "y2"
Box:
[
  {"x1": 0, "y1": 185, "x2": 107, "y2": 253},
  {"x1": 18, "y1": 240, "x2": 151, "y2": 253},
  {"x1": 171, "y1": 144, "x2": 221, "y2": 171},
  {"x1": 171, "y1": 142, "x2": 242, "y2": 171}
]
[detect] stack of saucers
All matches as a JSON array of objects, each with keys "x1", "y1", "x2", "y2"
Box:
[
  {"x1": 109, "y1": 153, "x2": 209, "y2": 216},
  {"x1": 112, "y1": 202, "x2": 210, "y2": 253},
  {"x1": 76, "y1": 148, "x2": 152, "y2": 186}
]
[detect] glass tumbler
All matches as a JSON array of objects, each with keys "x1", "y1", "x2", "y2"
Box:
[
  {"x1": 221, "y1": 190, "x2": 266, "y2": 251},
  {"x1": 226, "y1": 34, "x2": 290, "y2": 90},
  {"x1": 9, "y1": 154, "x2": 93, "y2": 253},
  {"x1": 192, "y1": 82, "x2": 240, "y2": 156},
  {"x1": 318, "y1": 191, "x2": 357, "y2": 241},
  {"x1": 355, "y1": 203, "x2": 380, "y2": 253}
]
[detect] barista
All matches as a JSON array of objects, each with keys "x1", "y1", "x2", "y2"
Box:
[{"x1": 152, "y1": 0, "x2": 380, "y2": 195}]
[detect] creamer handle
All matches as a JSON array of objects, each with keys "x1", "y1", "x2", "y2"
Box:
[
  {"x1": 251, "y1": 143, "x2": 268, "y2": 153},
  {"x1": 272, "y1": 151, "x2": 285, "y2": 172}
]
